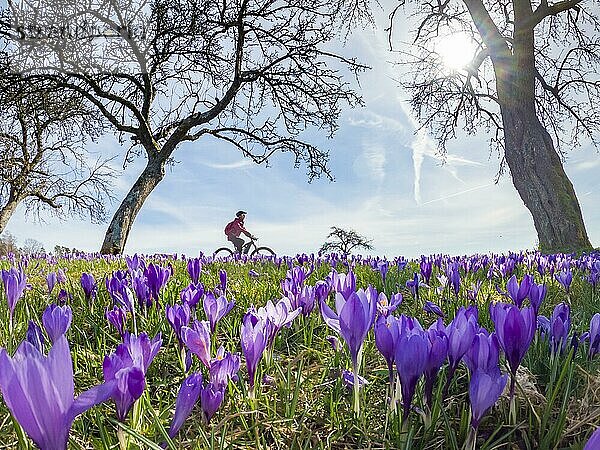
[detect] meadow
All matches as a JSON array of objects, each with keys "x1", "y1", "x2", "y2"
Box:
[{"x1": 0, "y1": 250, "x2": 599, "y2": 450}]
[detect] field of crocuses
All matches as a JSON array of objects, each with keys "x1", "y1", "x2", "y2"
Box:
[{"x1": 1, "y1": 250, "x2": 600, "y2": 450}]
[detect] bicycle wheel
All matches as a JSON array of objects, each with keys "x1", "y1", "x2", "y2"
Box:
[
  {"x1": 213, "y1": 247, "x2": 234, "y2": 258},
  {"x1": 251, "y1": 246, "x2": 275, "y2": 257}
]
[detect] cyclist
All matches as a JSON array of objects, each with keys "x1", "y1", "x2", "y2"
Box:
[{"x1": 224, "y1": 211, "x2": 256, "y2": 254}]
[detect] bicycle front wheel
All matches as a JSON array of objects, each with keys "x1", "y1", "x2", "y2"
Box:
[
  {"x1": 251, "y1": 246, "x2": 275, "y2": 257},
  {"x1": 213, "y1": 247, "x2": 234, "y2": 258}
]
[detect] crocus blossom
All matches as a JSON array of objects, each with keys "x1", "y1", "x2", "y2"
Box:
[
  {"x1": 168, "y1": 372, "x2": 203, "y2": 438},
  {"x1": 1, "y1": 266, "x2": 27, "y2": 323},
  {"x1": 506, "y1": 274, "x2": 532, "y2": 308},
  {"x1": 80, "y1": 273, "x2": 97, "y2": 302},
  {"x1": 187, "y1": 258, "x2": 202, "y2": 285},
  {"x1": 203, "y1": 292, "x2": 235, "y2": 333},
  {"x1": 103, "y1": 332, "x2": 162, "y2": 421},
  {"x1": 240, "y1": 310, "x2": 268, "y2": 390},
  {"x1": 374, "y1": 315, "x2": 399, "y2": 383},
  {"x1": 588, "y1": 313, "x2": 600, "y2": 358},
  {"x1": 166, "y1": 303, "x2": 192, "y2": 344},
  {"x1": 395, "y1": 318, "x2": 429, "y2": 421},
  {"x1": 490, "y1": 303, "x2": 535, "y2": 398},
  {"x1": 469, "y1": 368, "x2": 508, "y2": 430},
  {"x1": 26, "y1": 320, "x2": 45, "y2": 353},
  {"x1": 181, "y1": 320, "x2": 212, "y2": 368},
  {"x1": 200, "y1": 382, "x2": 225, "y2": 423},
  {"x1": 0, "y1": 336, "x2": 115, "y2": 450},
  {"x1": 106, "y1": 307, "x2": 127, "y2": 337},
  {"x1": 42, "y1": 304, "x2": 73, "y2": 343}
]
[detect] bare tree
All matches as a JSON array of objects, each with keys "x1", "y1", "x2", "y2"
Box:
[
  {"x1": 320, "y1": 226, "x2": 374, "y2": 255},
  {"x1": 21, "y1": 238, "x2": 45, "y2": 254},
  {"x1": 390, "y1": 0, "x2": 598, "y2": 252},
  {"x1": 0, "y1": 232, "x2": 19, "y2": 256},
  {"x1": 0, "y1": 71, "x2": 116, "y2": 233},
  {"x1": 2, "y1": 0, "x2": 368, "y2": 254}
]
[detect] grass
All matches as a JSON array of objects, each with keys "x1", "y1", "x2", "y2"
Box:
[{"x1": 0, "y1": 250, "x2": 599, "y2": 449}]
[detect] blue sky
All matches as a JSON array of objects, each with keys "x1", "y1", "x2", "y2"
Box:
[{"x1": 4, "y1": 5, "x2": 600, "y2": 258}]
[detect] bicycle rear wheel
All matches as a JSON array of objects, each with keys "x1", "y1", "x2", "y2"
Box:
[
  {"x1": 213, "y1": 247, "x2": 234, "y2": 258},
  {"x1": 251, "y1": 246, "x2": 275, "y2": 257}
]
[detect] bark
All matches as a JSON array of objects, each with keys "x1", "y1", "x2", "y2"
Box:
[
  {"x1": 500, "y1": 107, "x2": 591, "y2": 253},
  {"x1": 0, "y1": 194, "x2": 20, "y2": 234},
  {"x1": 488, "y1": 3, "x2": 592, "y2": 254},
  {"x1": 100, "y1": 157, "x2": 166, "y2": 254}
]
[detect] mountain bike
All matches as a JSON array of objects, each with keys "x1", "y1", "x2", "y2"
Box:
[{"x1": 213, "y1": 236, "x2": 275, "y2": 258}]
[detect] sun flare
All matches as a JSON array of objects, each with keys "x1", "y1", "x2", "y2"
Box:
[{"x1": 435, "y1": 33, "x2": 477, "y2": 71}]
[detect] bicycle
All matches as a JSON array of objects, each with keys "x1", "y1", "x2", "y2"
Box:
[{"x1": 213, "y1": 236, "x2": 275, "y2": 258}]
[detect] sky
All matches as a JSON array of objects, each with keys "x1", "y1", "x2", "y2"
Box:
[{"x1": 3, "y1": 4, "x2": 600, "y2": 259}]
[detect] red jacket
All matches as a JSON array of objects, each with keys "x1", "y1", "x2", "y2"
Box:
[{"x1": 224, "y1": 218, "x2": 247, "y2": 238}]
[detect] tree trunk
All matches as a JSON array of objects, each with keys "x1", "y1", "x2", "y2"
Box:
[
  {"x1": 100, "y1": 157, "x2": 166, "y2": 254},
  {"x1": 0, "y1": 196, "x2": 20, "y2": 234},
  {"x1": 501, "y1": 109, "x2": 592, "y2": 253}
]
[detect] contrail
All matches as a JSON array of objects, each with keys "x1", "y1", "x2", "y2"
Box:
[{"x1": 420, "y1": 183, "x2": 492, "y2": 205}]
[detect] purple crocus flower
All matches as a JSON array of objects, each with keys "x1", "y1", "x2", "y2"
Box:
[
  {"x1": 203, "y1": 292, "x2": 235, "y2": 333},
  {"x1": 314, "y1": 280, "x2": 331, "y2": 304},
  {"x1": 181, "y1": 320, "x2": 212, "y2": 368},
  {"x1": 125, "y1": 254, "x2": 145, "y2": 273},
  {"x1": 1, "y1": 266, "x2": 27, "y2": 323},
  {"x1": 588, "y1": 313, "x2": 600, "y2": 358},
  {"x1": 444, "y1": 307, "x2": 478, "y2": 393},
  {"x1": 406, "y1": 272, "x2": 421, "y2": 300},
  {"x1": 131, "y1": 274, "x2": 150, "y2": 309},
  {"x1": 103, "y1": 332, "x2": 161, "y2": 421},
  {"x1": 187, "y1": 258, "x2": 202, "y2": 285},
  {"x1": 293, "y1": 286, "x2": 316, "y2": 316},
  {"x1": 395, "y1": 319, "x2": 429, "y2": 421},
  {"x1": 549, "y1": 302, "x2": 571, "y2": 354},
  {"x1": 145, "y1": 263, "x2": 171, "y2": 306},
  {"x1": 321, "y1": 288, "x2": 377, "y2": 372},
  {"x1": 248, "y1": 269, "x2": 260, "y2": 278},
  {"x1": 209, "y1": 346, "x2": 240, "y2": 389},
  {"x1": 328, "y1": 269, "x2": 356, "y2": 300},
  {"x1": 469, "y1": 368, "x2": 508, "y2": 431},
  {"x1": 106, "y1": 274, "x2": 134, "y2": 313},
  {"x1": 46, "y1": 272, "x2": 58, "y2": 295},
  {"x1": 106, "y1": 307, "x2": 127, "y2": 337},
  {"x1": 0, "y1": 335, "x2": 115, "y2": 450},
  {"x1": 377, "y1": 292, "x2": 402, "y2": 317},
  {"x1": 420, "y1": 259, "x2": 433, "y2": 284},
  {"x1": 528, "y1": 282, "x2": 546, "y2": 316},
  {"x1": 374, "y1": 315, "x2": 399, "y2": 383},
  {"x1": 341, "y1": 370, "x2": 369, "y2": 389},
  {"x1": 506, "y1": 274, "x2": 532, "y2": 308},
  {"x1": 42, "y1": 304, "x2": 73, "y2": 343},
  {"x1": 585, "y1": 427, "x2": 600, "y2": 450},
  {"x1": 218, "y1": 269, "x2": 228, "y2": 294},
  {"x1": 424, "y1": 319, "x2": 448, "y2": 408},
  {"x1": 26, "y1": 320, "x2": 45, "y2": 353},
  {"x1": 448, "y1": 263, "x2": 461, "y2": 298},
  {"x1": 424, "y1": 301, "x2": 445, "y2": 318},
  {"x1": 490, "y1": 303, "x2": 535, "y2": 398},
  {"x1": 555, "y1": 269, "x2": 573, "y2": 293},
  {"x1": 377, "y1": 261, "x2": 389, "y2": 284},
  {"x1": 168, "y1": 372, "x2": 203, "y2": 439},
  {"x1": 180, "y1": 283, "x2": 204, "y2": 309},
  {"x1": 240, "y1": 311, "x2": 268, "y2": 391},
  {"x1": 200, "y1": 382, "x2": 225, "y2": 424},
  {"x1": 326, "y1": 335, "x2": 342, "y2": 352},
  {"x1": 80, "y1": 273, "x2": 97, "y2": 302},
  {"x1": 258, "y1": 298, "x2": 302, "y2": 348},
  {"x1": 166, "y1": 303, "x2": 192, "y2": 345},
  {"x1": 463, "y1": 330, "x2": 500, "y2": 375}
]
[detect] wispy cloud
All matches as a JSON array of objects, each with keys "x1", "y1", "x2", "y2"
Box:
[{"x1": 200, "y1": 159, "x2": 254, "y2": 170}]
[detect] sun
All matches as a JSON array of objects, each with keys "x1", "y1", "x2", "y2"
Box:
[{"x1": 435, "y1": 33, "x2": 477, "y2": 72}]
